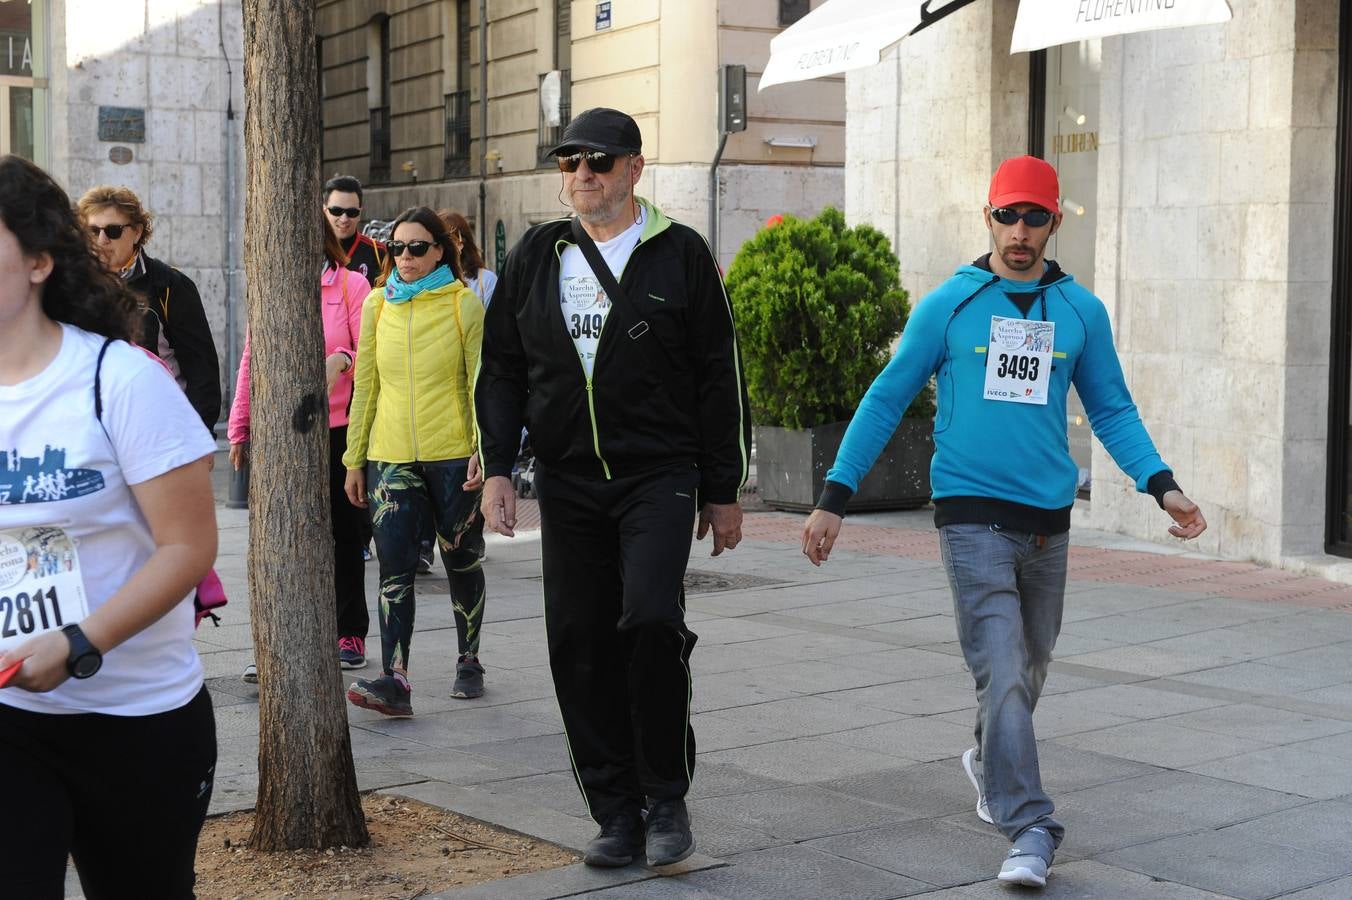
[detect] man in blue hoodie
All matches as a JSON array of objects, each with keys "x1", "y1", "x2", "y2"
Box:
[{"x1": 801, "y1": 156, "x2": 1206, "y2": 889}]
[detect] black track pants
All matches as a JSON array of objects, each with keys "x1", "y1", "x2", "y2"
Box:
[
  {"x1": 535, "y1": 463, "x2": 699, "y2": 823},
  {"x1": 0, "y1": 687, "x2": 216, "y2": 899}
]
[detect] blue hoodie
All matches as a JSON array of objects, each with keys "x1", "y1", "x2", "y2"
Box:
[{"x1": 822, "y1": 257, "x2": 1172, "y2": 531}]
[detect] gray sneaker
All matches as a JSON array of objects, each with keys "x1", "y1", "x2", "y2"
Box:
[
  {"x1": 998, "y1": 851, "x2": 1048, "y2": 888},
  {"x1": 961, "y1": 747, "x2": 993, "y2": 824},
  {"x1": 450, "y1": 655, "x2": 485, "y2": 699},
  {"x1": 999, "y1": 826, "x2": 1054, "y2": 888}
]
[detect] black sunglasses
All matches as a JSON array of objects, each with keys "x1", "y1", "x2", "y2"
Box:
[
  {"x1": 557, "y1": 150, "x2": 626, "y2": 174},
  {"x1": 990, "y1": 207, "x2": 1055, "y2": 228},
  {"x1": 326, "y1": 205, "x2": 361, "y2": 219},
  {"x1": 88, "y1": 224, "x2": 129, "y2": 240},
  {"x1": 388, "y1": 240, "x2": 433, "y2": 258}
]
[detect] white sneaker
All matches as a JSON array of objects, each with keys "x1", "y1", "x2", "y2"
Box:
[
  {"x1": 961, "y1": 747, "x2": 994, "y2": 824},
  {"x1": 998, "y1": 851, "x2": 1048, "y2": 888}
]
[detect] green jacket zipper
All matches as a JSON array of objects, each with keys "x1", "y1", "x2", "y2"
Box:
[{"x1": 406, "y1": 299, "x2": 419, "y2": 459}]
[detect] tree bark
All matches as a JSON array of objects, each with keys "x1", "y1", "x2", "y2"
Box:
[{"x1": 242, "y1": 0, "x2": 368, "y2": 850}]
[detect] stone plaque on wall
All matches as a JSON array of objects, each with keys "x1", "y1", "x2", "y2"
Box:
[{"x1": 97, "y1": 107, "x2": 146, "y2": 144}]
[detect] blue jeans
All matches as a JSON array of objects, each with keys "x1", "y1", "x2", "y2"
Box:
[{"x1": 939, "y1": 523, "x2": 1068, "y2": 849}]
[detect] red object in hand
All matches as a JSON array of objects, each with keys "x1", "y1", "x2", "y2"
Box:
[{"x1": 0, "y1": 661, "x2": 21, "y2": 689}]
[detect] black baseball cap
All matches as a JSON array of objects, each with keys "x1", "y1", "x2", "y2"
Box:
[{"x1": 548, "y1": 107, "x2": 642, "y2": 157}]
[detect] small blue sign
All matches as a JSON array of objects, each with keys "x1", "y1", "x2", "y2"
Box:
[{"x1": 595, "y1": 2, "x2": 611, "y2": 31}]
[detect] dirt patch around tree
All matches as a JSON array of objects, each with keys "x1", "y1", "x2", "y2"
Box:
[{"x1": 194, "y1": 793, "x2": 579, "y2": 899}]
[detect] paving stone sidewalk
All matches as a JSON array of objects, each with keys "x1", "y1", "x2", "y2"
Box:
[{"x1": 90, "y1": 484, "x2": 1352, "y2": 898}]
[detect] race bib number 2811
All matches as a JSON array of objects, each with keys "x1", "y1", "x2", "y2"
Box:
[{"x1": 0, "y1": 527, "x2": 89, "y2": 654}]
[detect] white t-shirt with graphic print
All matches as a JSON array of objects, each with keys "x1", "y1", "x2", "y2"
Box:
[
  {"x1": 0, "y1": 324, "x2": 216, "y2": 716},
  {"x1": 559, "y1": 206, "x2": 646, "y2": 379}
]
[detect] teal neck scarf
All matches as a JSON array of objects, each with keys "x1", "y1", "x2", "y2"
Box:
[{"x1": 384, "y1": 264, "x2": 457, "y2": 304}]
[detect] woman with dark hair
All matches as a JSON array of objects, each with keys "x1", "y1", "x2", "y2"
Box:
[
  {"x1": 343, "y1": 206, "x2": 488, "y2": 715},
  {"x1": 230, "y1": 213, "x2": 372, "y2": 679},
  {"x1": 78, "y1": 185, "x2": 222, "y2": 436},
  {"x1": 438, "y1": 209, "x2": 497, "y2": 308},
  {"x1": 0, "y1": 156, "x2": 218, "y2": 894}
]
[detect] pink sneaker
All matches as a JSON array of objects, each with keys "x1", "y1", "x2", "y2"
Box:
[{"x1": 338, "y1": 636, "x2": 367, "y2": 669}]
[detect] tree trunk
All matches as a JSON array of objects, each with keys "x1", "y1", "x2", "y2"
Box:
[{"x1": 242, "y1": 0, "x2": 368, "y2": 850}]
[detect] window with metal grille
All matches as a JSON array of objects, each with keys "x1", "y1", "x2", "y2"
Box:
[
  {"x1": 779, "y1": 0, "x2": 810, "y2": 27},
  {"x1": 537, "y1": 70, "x2": 571, "y2": 165},
  {"x1": 444, "y1": 91, "x2": 471, "y2": 177}
]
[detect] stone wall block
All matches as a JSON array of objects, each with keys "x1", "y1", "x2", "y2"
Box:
[
  {"x1": 1279, "y1": 438, "x2": 1330, "y2": 548},
  {"x1": 1122, "y1": 206, "x2": 1195, "y2": 281},
  {"x1": 1290, "y1": 126, "x2": 1337, "y2": 204},
  {"x1": 193, "y1": 110, "x2": 231, "y2": 164},
  {"x1": 1287, "y1": 202, "x2": 1335, "y2": 284},
  {"x1": 1196, "y1": 205, "x2": 1243, "y2": 282},
  {"x1": 1218, "y1": 130, "x2": 1292, "y2": 206},
  {"x1": 175, "y1": 2, "x2": 229, "y2": 58},
  {"x1": 1293, "y1": 49, "x2": 1339, "y2": 128},
  {"x1": 1151, "y1": 21, "x2": 1227, "y2": 67},
  {"x1": 168, "y1": 216, "x2": 223, "y2": 269},
  {"x1": 1225, "y1": 0, "x2": 1296, "y2": 58},
  {"x1": 149, "y1": 55, "x2": 222, "y2": 110},
  {"x1": 1193, "y1": 429, "x2": 1252, "y2": 510},
  {"x1": 200, "y1": 164, "x2": 227, "y2": 216},
  {"x1": 1285, "y1": 280, "x2": 1333, "y2": 361},
  {"x1": 1171, "y1": 277, "x2": 1225, "y2": 357},
  {"x1": 149, "y1": 162, "x2": 203, "y2": 218},
  {"x1": 1221, "y1": 281, "x2": 1288, "y2": 365},
  {"x1": 1282, "y1": 363, "x2": 1331, "y2": 443},
  {"x1": 1248, "y1": 52, "x2": 1295, "y2": 130},
  {"x1": 75, "y1": 56, "x2": 150, "y2": 107},
  {"x1": 1239, "y1": 204, "x2": 1291, "y2": 282},
  {"x1": 1143, "y1": 65, "x2": 1197, "y2": 139},
  {"x1": 148, "y1": 108, "x2": 194, "y2": 163},
  {"x1": 1199, "y1": 59, "x2": 1250, "y2": 134},
  {"x1": 1295, "y1": 0, "x2": 1339, "y2": 52},
  {"x1": 1120, "y1": 138, "x2": 1158, "y2": 208},
  {"x1": 1156, "y1": 132, "x2": 1220, "y2": 209}
]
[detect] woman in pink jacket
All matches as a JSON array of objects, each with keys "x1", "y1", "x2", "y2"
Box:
[{"x1": 229, "y1": 216, "x2": 372, "y2": 676}]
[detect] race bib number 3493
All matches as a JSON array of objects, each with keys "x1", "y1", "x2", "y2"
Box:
[
  {"x1": 983, "y1": 316, "x2": 1054, "y2": 406},
  {"x1": 0, "y1": 527, "x2": 89, "y2": 654}
]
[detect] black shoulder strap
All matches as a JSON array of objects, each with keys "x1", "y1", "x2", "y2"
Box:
[
  {"x1": 569, "y1": 216, "x2": 631, "y2": 312},
  {"x1": 94, "y1": 337, "x2": 115, "y2": 423}
]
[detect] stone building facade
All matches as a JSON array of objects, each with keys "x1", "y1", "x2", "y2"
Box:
[
  {"x1": 14, "y1": 0, "x2": 246, "y2": 411},
  {"x1": 846, "y1": 0, "x2": 1348, "y2": 572},
  {"x1": 315, "y1": 0, "x2": 846, "y2": 269}
]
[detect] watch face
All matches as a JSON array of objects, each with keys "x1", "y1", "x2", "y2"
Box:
[{"x1": 72, "y1": 653, "x2": 102, "y2": 679}]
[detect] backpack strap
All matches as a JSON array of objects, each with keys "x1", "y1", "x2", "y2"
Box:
[{"x1": 94, "y1": 337, "x2": 114, "y2": 426}]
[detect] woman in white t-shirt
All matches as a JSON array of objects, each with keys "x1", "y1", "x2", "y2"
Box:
[
  {"x1": 0, "y1": 155, "x2": 219, "y2": 896},
  {"x1": 439, "y1": 208, "x2": 498, "y2": 308}
]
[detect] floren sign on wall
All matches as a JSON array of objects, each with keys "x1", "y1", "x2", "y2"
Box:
[{"x1": 1011, "y1": 0, "x2": 1233, "y2": 53}]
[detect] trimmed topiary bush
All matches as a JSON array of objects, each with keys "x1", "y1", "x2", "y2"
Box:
[{"x1": 726, "y1": 206, "x2": 933, "y2": 430}]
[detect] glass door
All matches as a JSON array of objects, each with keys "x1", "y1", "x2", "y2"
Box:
[
  {"x1": 1326, "y1": 0, "x2": 1352, "y2": 554},
  {"x1": 0, "y1": 0, "x2": 41, "y2": 163},
  {"x1": 1042, "y1": 40, "x2": 1102, "y2": 495}
]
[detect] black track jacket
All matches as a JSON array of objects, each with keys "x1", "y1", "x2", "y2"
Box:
[{"x1": 476, "y1": 199, "x2": 750, "y2": 504}]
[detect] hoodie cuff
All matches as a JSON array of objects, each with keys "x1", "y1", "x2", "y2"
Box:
[
  {"x1": 484, "y1": 462, "x2": 514, "y2": 480},
  {"x1": 816, "y1": 480, "x2": 854, "y2": 517},
  {"x1": 1146, "y1": 470, "x2": 1181, "y2": 509}
]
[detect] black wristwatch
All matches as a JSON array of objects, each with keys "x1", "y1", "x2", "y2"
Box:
[{"x1": 62, "y1": 624, "x2": 103, "y2": 679}]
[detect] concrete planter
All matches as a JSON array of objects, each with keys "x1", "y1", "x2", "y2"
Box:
[{"x1": 754, "y1": 419, "x2": 934, "y2": 512}]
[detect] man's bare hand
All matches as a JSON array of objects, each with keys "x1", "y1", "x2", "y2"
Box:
[
  {"x1": 1163, "y1": 490, "x2": 1207, "y2": 540},
  {"x1": 463, "y1": 454, "x2": 484, "y2": 491},
  {"x1": 801, "y1": 509, "x2": 843, "y2": 566},
  {"x1": 697, "y1": 502, "x2": 743, "y2": 556},
  {"x1": 481, "y1": 475, "x2": 517, "y2": 537}
]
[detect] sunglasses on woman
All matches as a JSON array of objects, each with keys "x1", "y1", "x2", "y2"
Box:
[
  {"x1": 989, "y1": 207, "x2": 1055, "y2": 228},
  {"x1": 88, "y1": 224, "x2": 129, "y2": 240},
  {"x1": 556, "y1": 150, "x2": 626, "y2": 174},
  {"x1": 388, "y1": 240, "x2": 434, "y2": 258}
]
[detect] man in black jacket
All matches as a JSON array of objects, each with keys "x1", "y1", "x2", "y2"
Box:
[{"x1": 476, "y1": 108, "x2": 750, "y2": 869}]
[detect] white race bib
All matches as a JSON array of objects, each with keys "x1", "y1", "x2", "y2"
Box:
[
  {"x1": 560, "y1": 275, "x2": 612, "y2": 378},
  {"x1": 0, "y1": 527, "x2": 90, "y2": 653},
  {"x1": 983, "y1": 316, "x2": 1054, "y2": 406}
]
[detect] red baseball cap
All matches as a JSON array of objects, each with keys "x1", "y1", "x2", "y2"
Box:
[{"x1": 988, "y1": 156, "x2": 1060, "y2": 214}]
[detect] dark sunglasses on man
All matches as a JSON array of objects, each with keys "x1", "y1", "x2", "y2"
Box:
[
  {"x1": 88, "y1": 224, "x2": 129, "y2": 240},
  {"x1": 556, "y1": 150, "x2": 628, "y2": 174},
  {"x1": 327, "y1": 205, "x2": 361, "y2": 219},
  {"x1": 989, "y1": 207, "x2": 1055, "y2": 228},
  {"x1": 388, "y1": 240, "x2": 433, "y2": 258}
]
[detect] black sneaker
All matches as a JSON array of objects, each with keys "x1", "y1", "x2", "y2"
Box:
[
  {"x1": 584, "y1": 809, "x2": 645, "y2": 867},
  {"x1": 450, "y1": 655, "x2": 485, "y2": 699},
  {"x1": 417, "y1": 542, "x2": 435, "y2": 575},
  {"x1": 347, "y1": 673, "x2": 412, "y2": 717},
  {"x1": 645, "y1": 798, "x2": 694, "y2": 867}
]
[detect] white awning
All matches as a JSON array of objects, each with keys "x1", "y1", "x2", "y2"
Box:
[
  {"x1": 758, "y1": 0, "x2": 927, "y2": 91},
  {"x1": 1010, "y1": 0, "x2": 1232, "y2": 54},
  {"x1": 759, "y1": 0, "x2": 1233, "y2": 91}
]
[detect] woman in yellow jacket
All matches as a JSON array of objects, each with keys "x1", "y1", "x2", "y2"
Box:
[{"x1": 342, "y1": 206, "x2": 486, "y2": 716}]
